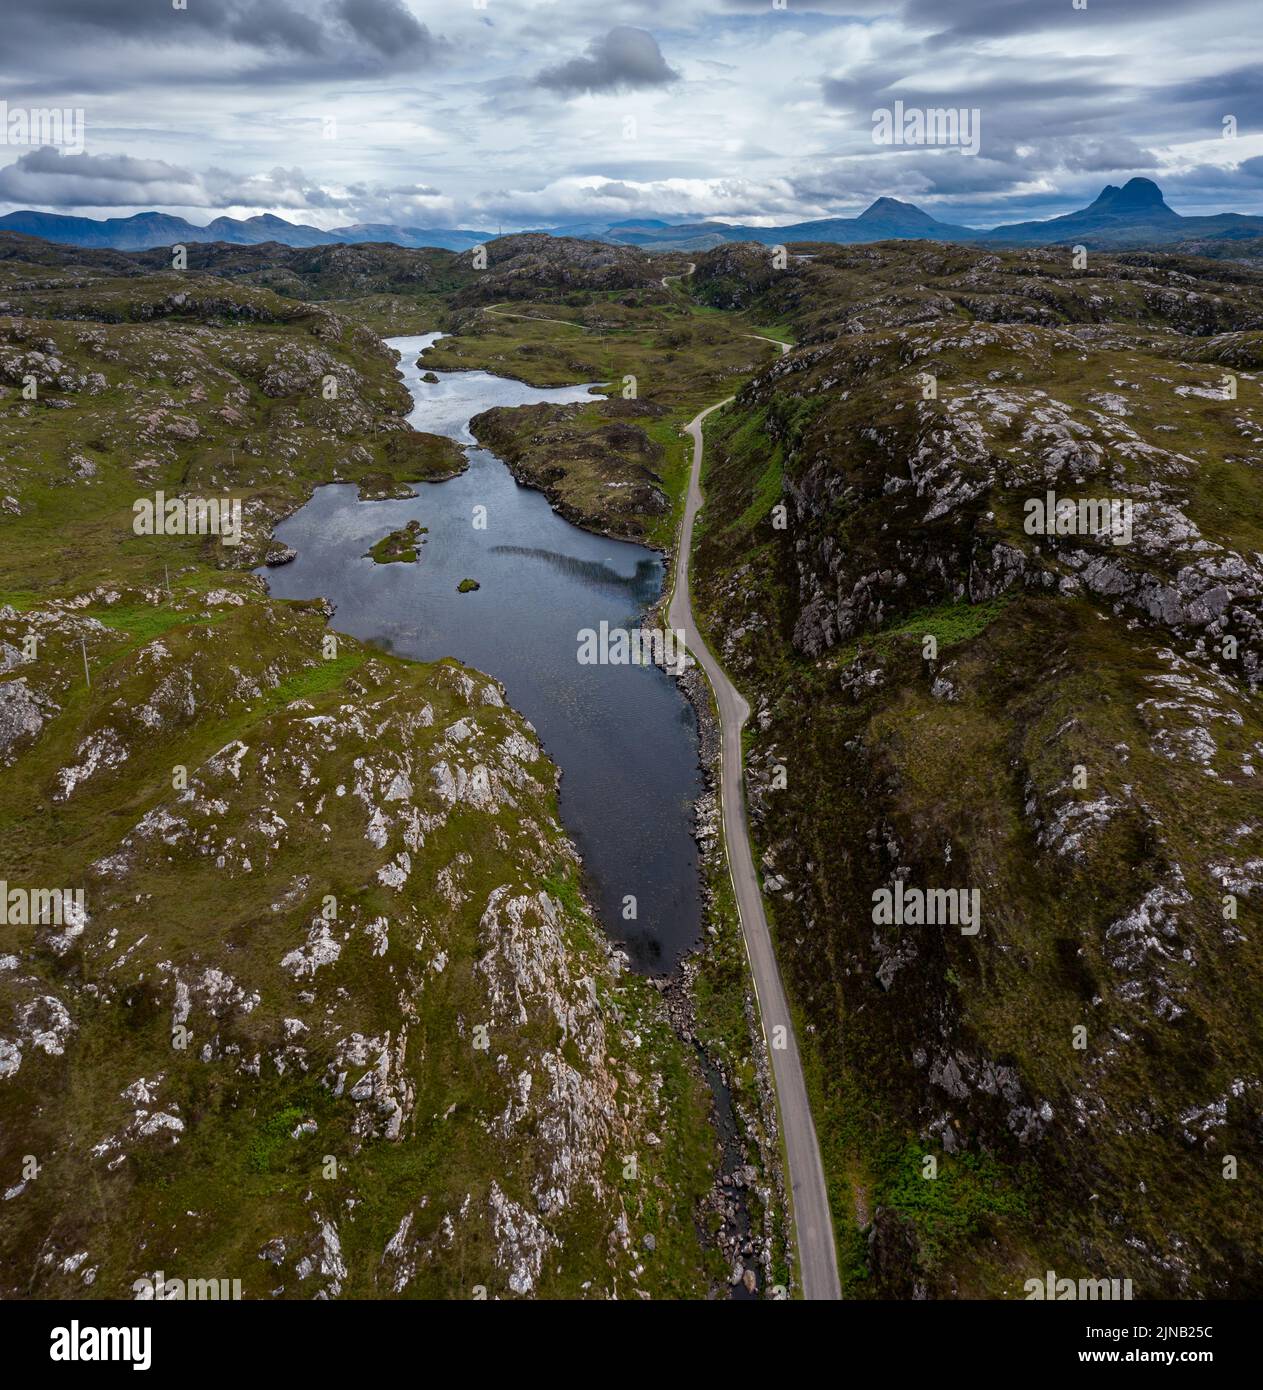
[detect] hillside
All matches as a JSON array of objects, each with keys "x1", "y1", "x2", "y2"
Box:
[
  {"x1": 683, "y1": 238, "x2": 1263, "y2": 1295},
  {"x1": 0, "y1": 245, "x2": 731, "y2": 1298}
]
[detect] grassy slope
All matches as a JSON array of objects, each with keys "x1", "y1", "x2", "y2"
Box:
[
  {"x1": 0, "y1": 251, "x2": 723, "y2": 1298},
  {"x1": 690, "y1": 240, "x2": 1263, "y2": 1297}
]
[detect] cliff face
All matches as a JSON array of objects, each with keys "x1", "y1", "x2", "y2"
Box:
[
  {"x1": 0, "y1": 246, "x2": 719, "y2": 1299},
  {"x1": 690, "y1": 240, "x2": 1263, "y2": 1296}
]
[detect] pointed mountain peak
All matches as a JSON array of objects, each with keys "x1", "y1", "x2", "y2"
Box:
[
  {"x1": 856, "y1": 197, "x2": 940, "y2": 226},
  {"x1": 1087, "y1": 177, "x2": 1176, "y2": 217}
]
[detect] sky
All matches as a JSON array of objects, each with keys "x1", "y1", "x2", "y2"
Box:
[{"x1": 0, "y1": 0, "x2": 1260, "y2": 232}]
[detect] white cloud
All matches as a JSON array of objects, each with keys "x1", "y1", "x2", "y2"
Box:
[{"x1": 0, "y1": 0, "x2": 1260, "y2": 228}]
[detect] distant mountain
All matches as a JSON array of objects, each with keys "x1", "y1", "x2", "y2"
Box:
[
  {"x1": 595, "y1": 199, "x2": 982, "y2": 250},
  {"x1": 0, "y1": 210, "x2": 229, "y2": 250},
  {"x1": 203, "y1": 213, "x2": 336, "y2": 247},
  {"x1": 851, "y1": 196, "x2": 981, "y2": 239},
  {"x1": 979, "y1": 177, "x2": 1263, "y2": 248},
  {"x1": 0, "y1": 209, "x2": 493, "y2": 254},
  {"x1": 328, "y1": 223, "x2": 492, "y2": 251},
  {"x1": 600, "y1": 180, "x2": 1263, "y2": 251},
  {"x1": 2, "y1": 179, "x2": 1261, "y2": 255},
  {"x1": 979, "y1": 177, "x2": 1182, "y2": 246}
]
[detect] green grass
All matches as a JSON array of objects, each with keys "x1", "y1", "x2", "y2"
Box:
[
  {"x1": 92, "y1": 604, "x2": 221, "y2": 641},
  {"x1": 873, "y1": 1141, "x2": 1036, "y2": 1270},
  {"x1": 885, "y1": 596, "x2": 1012, "y2": 648},
  {"x1": 256, "y1": 650, "x2": 366, "y2": 713},
  {"x1": 247, "y1": 1105, "x2": 310, "y2": 1174},
  {"x1": 737, "y1": 453, "x2": 784, "y2": 532},
  {"x1": 366, "y1": 521, "x2": 425, "y2": 565},
  {"x1": 0, "y1": 590, "x2": 42, "y2": 612},
  {"x1": 821, "y1": 596, "x2": 1014, "y2": 671},
  {"x1": 542, "y1": 869, "x2": 586, "y2": 922}
]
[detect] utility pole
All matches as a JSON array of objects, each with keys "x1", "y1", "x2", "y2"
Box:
[{"x1": 81, "y1": 637, "x2": 90, "y2": 688}]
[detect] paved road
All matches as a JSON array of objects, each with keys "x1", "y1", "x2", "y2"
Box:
[
  {"x1": 667, "y1": 341, "x2": 842, "y2": 1302},
  {"x1": 661, "y1": 261, "x2": 696, "y2": 291}
]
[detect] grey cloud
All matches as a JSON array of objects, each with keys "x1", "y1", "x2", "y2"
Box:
[
  {"x1": 818, "y1": 48, "x2": 1213, "y2": 179},
  {"x1": 719, "y1": 0, "x2": 888, "y2": 12},
  {"x1": 823, "y1": 66, "x2": 1125, "y2": 117},
  {"x1": 537, "y1": 27, "x2": 679, "y2": 96},
  {"x1": 1164, "y1": 64, "x2": 1263, "y2": 127},
  {"x1": 336, "y1": 0, "x2": 434, "y2": 56},
  {"x1": 0, "y1": 148, "x2": 344, "y2": 211},
  {"x1": 570, "y1": 158, "x2": 724, "y2": 179},
  {"x1": 227, "y1": 0, "x2": 327, "y2": 56},
  {"x1": 590, "y1": 180, "x2": 643, "y2": 201},
  {"x1": 904, "y1": 0, "x2": 1206, "y2": 44},
  {"x1": 1152, "y1": 159, "x2": 1263, "y2": 208},
  {"x1": 791, "y1": 152, "x2": 1029, "y2": 209},
  {"x1": 0, "y1": 0, "x2": 442, "y2": 96},
  {"x1": 1058, "y1": 137, "x2": 1157, "y2": 173},
  {"x1": 0, "y1": 148, "x2": 203, "y2": 207}
]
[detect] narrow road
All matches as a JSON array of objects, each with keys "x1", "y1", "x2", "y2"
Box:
[
  {"x1": 667, "y1": 339, "x2": 842, "y2": 1302},
  {"x1": 661, "y1": 261, "x2": 696, "y2": 290},
  {"x1": 483, "y1": 303, "x2": 591, "y2": 330}
]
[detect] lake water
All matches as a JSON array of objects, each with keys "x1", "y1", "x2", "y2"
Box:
[{"x1": 259, "y1": 334, "x2": 704, "y2": 972}]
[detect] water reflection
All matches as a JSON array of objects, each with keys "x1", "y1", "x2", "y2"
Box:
[{"x1": 490, "y1": 546, "x2": 661, "y2": 603}]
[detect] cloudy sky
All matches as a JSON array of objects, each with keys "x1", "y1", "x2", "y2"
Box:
[{"x1": 0, "y1": 0, "x2": 1260, "y2": 231}]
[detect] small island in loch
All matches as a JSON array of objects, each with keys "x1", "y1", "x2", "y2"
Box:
[{"x1": 365, "y1": 518, "x2": 427, "y2": 564}]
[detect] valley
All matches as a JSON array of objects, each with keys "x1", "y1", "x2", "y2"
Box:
[
  {"x1": 0, "y1": 234, "x2": 790, "y2": 1298},
  {"x1": 2, "y1": 225, "x2": 1262, "y2": 1303}
]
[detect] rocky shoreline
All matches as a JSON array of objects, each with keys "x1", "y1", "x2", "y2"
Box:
[{"x1": 489, "y1": 423, "x2": 797, "y2": 1296}]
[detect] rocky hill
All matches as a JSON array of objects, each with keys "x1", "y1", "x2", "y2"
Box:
[
  {"x1": 0, "y1": 232, "x2": 673, "y2": 338},
  {"x1": 0, "y1": 245, "x2": 724, "y2": 1298},
  {"x1": 686, "y1": 238, "x2": 1263, "y2": 1295}
]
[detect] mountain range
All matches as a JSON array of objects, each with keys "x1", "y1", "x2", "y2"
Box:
[
  {"x1": 0, "y1": 209, "x2": 491, "y2": 252},
  {"x1": 599, "y1": 179, "x2": 1263, "y2": 251},
  {"x1": 3, "y1": 179, "x2": 1262, "y2": 255}
]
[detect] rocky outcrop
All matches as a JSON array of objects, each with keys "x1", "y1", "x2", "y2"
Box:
[{"x1": 691, "y1": 238, "x2": 1263, "y2": 1298}]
